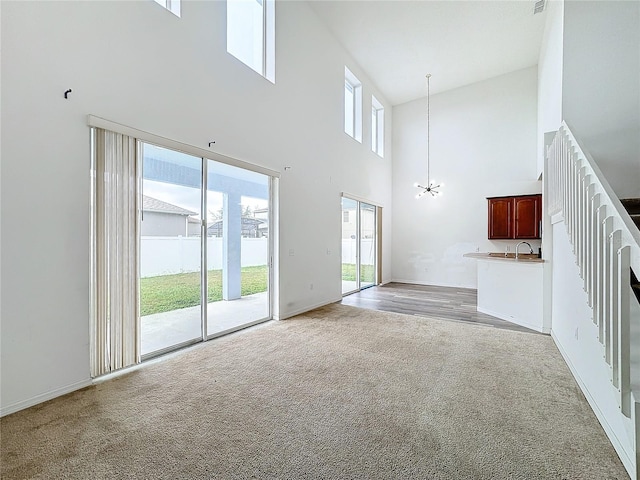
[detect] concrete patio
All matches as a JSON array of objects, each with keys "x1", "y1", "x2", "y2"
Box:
[{"x1": 141, "y1": 291, "x2": 269, "y2": 356}]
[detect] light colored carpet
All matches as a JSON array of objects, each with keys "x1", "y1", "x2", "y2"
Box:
[{"x1": 1, "y1": 304, "x2": 629, "y2": 479}]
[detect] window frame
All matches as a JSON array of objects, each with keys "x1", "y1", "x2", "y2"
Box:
[
  {"x1": 344, "y1": 67, "x2": 362, "y2": 143},
  {"x1": 371, "y1": 95, "x2": 384, "y2": 157},
  {"x1": 153, "y1": 0, "x2": 181, "y2": 17}
]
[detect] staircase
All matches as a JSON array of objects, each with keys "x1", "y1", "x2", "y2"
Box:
[
  {"x1": 547, "y1": 122, "x2": 640, "y2": 479},
  {"x1": 622, "y1": 199, "x2": 640, "y2": 306},
  {"x1": 621, "y1": 199, "x2": 640, "y2": 230}
]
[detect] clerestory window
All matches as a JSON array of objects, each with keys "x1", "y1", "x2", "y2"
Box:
[
  {"x1": 371, "y1": 95, "x2": 384, "y2": 157},
  {"x1": 344, "y1": 67, "x2": 362, "y2": 142},
  {"x1": 227, "y1": 0, "x2": 275, "y2": 83}
]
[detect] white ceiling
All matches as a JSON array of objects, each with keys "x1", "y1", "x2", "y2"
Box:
[{"x1": 308, "y1": 0, "x2": 548, "y2": 105}]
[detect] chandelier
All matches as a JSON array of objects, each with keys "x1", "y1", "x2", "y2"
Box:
[{"x1": 414, "y1": 74, "x2": 443, "y2": 198}]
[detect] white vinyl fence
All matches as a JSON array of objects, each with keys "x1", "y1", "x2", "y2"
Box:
[
  {"x1": 141, "y1": 237, "x2": 268, "y2": 277},
  {"x1": 142, "y1": 237, "x2": 373, "y2": 278},
  {"x1": 342, "y1": 239, "x2": 375, "y2": 265}
]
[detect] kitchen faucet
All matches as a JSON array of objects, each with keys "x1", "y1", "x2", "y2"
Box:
[{"x1": 515, "y1": 241, "x2": 534, "y2": 259}]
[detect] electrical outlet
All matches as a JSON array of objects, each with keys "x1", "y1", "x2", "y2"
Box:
[
  {"x1": 326, "y1": 249, "x2": 331, "y2": 255},
  {"x1": 310, "y1": 283, "x2": 314, "y2": 290},
  {"x1": 575, "y1": 327, "x2": 579, "y2": 340},
  {"x1": 289, "y1": 249, "x2": 295, "y2": 256}
]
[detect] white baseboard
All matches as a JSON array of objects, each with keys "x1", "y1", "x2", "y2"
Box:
[
  {"x1": 1, "y1": 379, "x2": 92, "y2": 417},
  {"x1": 277, "y1": 297, "x2": 342, "y2": 320},
  {"x1": 477, "y1": 306, "x2": 547, "y2": 334},
  {"x1": 551, "y1": 331, "x2": 636, "y2": 479}
]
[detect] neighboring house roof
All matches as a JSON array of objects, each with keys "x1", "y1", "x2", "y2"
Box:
[{"x1": 142, "y1": 195, "x2": 196, "y2": 216}]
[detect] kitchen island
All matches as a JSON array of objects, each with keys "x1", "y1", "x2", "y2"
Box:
[{"x1": 464, "y1": 253, "x2": 546, "y2": 333}]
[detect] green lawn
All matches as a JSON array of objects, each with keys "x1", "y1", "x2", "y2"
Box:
[
  {"x1": 140, "y1": 265, "x2": 268, "y2": 316},
  {"x1": 341, "y1": 263, "x2": 375, "y2": 283},
  {"x1": 142, "y1": 263, "x2": 375, "y2": 316}
]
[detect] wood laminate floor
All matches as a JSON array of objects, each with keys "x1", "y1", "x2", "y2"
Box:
[{"x1": 340, "y1": 282, "x2": 540, "y2": 334}]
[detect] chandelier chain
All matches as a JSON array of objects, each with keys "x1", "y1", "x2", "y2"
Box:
[
  {"x1": 413, "y1": 73, "x2": 441, "y2": 198},
  {"x1": 427, "y1": 73, "x2": 431, "y2": 184}
]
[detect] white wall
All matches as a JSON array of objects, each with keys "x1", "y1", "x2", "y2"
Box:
[
  {"x1": 550, "y1": 220, "x2": 636, "y2": 477},
  {"x1": 0, "y1": 0, "x2": 393, "y2": 414},
  {"x1": 141, "y1": 212, "x2": 188, "y2": 237},
  {"x1": 562, "y1": 0, "x2": 640, "y2": 199},
  {"x1": 538, "y1": 0, "x2": 565, "y2": 335},
  {"x1": 537, "y1": 0, "x2": 564, "y2": 177},
  {"x1": 392, "y1": 68, "x2": 540, "y2": 288},
  {"x1": 477, "y1": 260, "x2": 545, "y2": 333}
]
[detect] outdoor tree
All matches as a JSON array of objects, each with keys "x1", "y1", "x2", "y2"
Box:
[{"x1": 207, "y1": 208, "x2": 223, "y2": 223}]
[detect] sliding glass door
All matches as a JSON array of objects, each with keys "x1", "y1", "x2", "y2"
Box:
[
  {"x1": 341, "y1": 197, "x2": 358, "y2": 295},
  {"x1": 139, "y1": 143, "x2": 272, "y2": 358},
  {"x1": 140, "y1": 144, "x2": 203, "y2": 356},
  {"x1": 341, "y1": 196, "x2": 377, "y2": 295},
  {"x1": 206, "y1": 159, "x2": 270, "y2": 337},
  {"x1": 359, "y1": 202, "x2": 377, "y2": 289}
]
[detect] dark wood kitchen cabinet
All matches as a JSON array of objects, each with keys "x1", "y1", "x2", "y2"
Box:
[
  {"x1": 487, "y1": 194, "x2": 541, "y2": 240},
  {"x1": 487, "y1": 197, "x2": 512, "y2": 239}
]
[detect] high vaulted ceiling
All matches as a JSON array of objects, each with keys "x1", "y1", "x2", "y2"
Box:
[{"x1": 308, "y1": 0, "x2": 548, "y2": 105}]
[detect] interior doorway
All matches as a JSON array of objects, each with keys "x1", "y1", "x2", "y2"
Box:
[{"x1": 341, "y1": 195, "x2": 379, "y2": 296}]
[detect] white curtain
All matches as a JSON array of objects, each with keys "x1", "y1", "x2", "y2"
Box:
[{"x1": 91, "y1": 128, "x2": 139, "y2": 377}]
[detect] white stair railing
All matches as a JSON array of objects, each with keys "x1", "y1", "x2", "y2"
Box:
[{"x1": 548, "y1": 122, "x2": 640, "y2": 418}]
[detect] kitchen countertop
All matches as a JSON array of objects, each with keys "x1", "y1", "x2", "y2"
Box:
[{"x1": 463, "y1": 252, "x2": 545, "y2": 263}]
